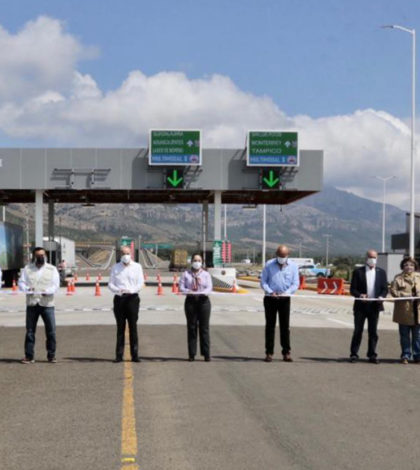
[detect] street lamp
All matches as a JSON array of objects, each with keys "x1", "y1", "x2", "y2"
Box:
[
  {"x1": 382, "y1": 24, "x2": 416, "y2": 258},
  {"x1": 373, "y1": 176, "x2": 396, "y2": 252},
  {"x1": 323, "y1": 234, "x2": 331, "y2": 267}
]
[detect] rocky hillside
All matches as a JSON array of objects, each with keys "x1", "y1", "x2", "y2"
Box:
[{"x1": 7, "y1": 186, "x2": 406, "y2": 256}]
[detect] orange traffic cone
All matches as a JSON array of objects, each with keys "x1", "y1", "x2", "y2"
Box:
[
  {"x1": 71, "y1": 279, "x2": 76, "y2": 294},
  {"x1": 157, "y1": 280, "x2": 164, "y2": 296},
  {"x1": 86, "y1": 272, "x2": 90, "y2": 281},
  {"x1": 66, "y1": 280, "x2": 73, "y2": 296},
  {"x1": 98, "y1": 273, "x2": 102, "y2": 281},
  {"x1": 232, "y1": 279, "x2": 238, "y2": 294},
  {"x1": 12, "y1": 279, "x2": 18, "y2": 295},
  {"x1": 172, "y1": 275, "x2": 178, "y2": 293},
  {"x1": 95, "y1": 280, "x2": 101, "y2": 296},
  {"x1": 299, "y1": 275, "x2": 306, "y2": 290}
]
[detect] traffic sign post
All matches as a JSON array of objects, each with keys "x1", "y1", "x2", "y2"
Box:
[
  {"x1": 247, "y1": 131, "x2": 298, "y2": 166},
  {"x1": 260, "y1": 168, "x2": 281, "y2": 190},
  {"x1": 149, "y1": 130, "x2": 201, "y2": 165},
  {"x1": 165, "y1": 168, "x2": 184, "y2": 188},
  {"x1": 213, "y1": 240, "x2": 223, "y2": 267}
]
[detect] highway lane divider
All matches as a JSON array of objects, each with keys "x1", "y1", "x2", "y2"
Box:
[{"x1": 120, "y1": 331, "x2": 139, "y2": 470}]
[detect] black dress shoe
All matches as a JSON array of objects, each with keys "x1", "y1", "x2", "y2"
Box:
[
  {"x1": 132, "y1": 357, "x2": 141, "y2": 363},
  {"x1": 114, "y1": 357, "x2": 123, "y2": 363},
  {"x1": 204, "y1": 356, "x2": 211, "y2": 362},
  {"x1": 350, "y1": 355, "x2": 358, "y2": 363},
  {"x1": 369, "y1": 357, "x2": 380, "y2": 364},
  {"x1": 188, "y1": 356, "x2": 195, "y2": 362}
]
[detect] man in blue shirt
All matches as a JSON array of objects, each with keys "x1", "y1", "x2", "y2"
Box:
[{"x1": 260, "y1": 244, "x2": 299, "y2": 362}]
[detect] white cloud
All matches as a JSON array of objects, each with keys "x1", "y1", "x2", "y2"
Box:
[
  {"x1": 0, "y1": 16, "x2": 416, "y2": 210},
  {"x1": 0, "y1": 16, "x2": 97, "y2": 101}
]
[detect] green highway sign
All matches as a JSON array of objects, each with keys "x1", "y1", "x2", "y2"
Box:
[
  {"x1": 165, "y1": 168, "x2": 184, "y2": 188},
  {"x1": 142, "y1": 243, "x2": 173, "y2": 250},
  {"x1": 149, "y1": 130, "x2": 201, "y2": 165},
  {"x1": 120, "y1": 236, "x2": 133, "y2": 246},
  {"x1": 260, "y1": 168, "x2": 281, "y2": 190},
  {"x1": 247, "y1": 131, "x2": 298, "y2": 166}
]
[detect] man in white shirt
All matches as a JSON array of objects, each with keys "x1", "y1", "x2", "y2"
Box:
[
  {"x1": 18, "y1": 247, "x2": 60, "y2": 364},
  {"x1": 108, "y1": 245, "x2": 144, "y2": 362}
]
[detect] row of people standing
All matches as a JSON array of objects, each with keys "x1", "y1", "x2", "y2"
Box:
[
  {"x1": 17, "y1": 245, "x2": 420, "y2": 365},
  {"x1": 260, "y1": 246, "x2": 420, "y2": 365},
  {"x1": 18, "y1": 246, "x2": 213, "y2": 364}
]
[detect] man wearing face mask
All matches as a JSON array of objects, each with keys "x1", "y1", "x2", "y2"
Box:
[
  {"x1": 349, "y1": 249, "x2": 388, "y2": 364},
  {"x1": 19, "y1": 247, "x2": 60, "y2": 364},
  {"x1": 108, "y1": 246, "x2": 144, "y2": 363},
  {"x1": 260, "y1": 244, "x2": 299, "y2": 362}
]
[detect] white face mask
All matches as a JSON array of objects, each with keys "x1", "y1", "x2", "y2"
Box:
[
  {"x1": 192, "y1": 261, "x2": 202, "y2": 270},
  {"x1": 121, "y1": 254, "x2": 131, "y2": 264},
  {"x1": 277, "y1": 257, "x2": 287, "y2": 265},
  {"x1": 366, "y1": 257, "x2": 377, "y2": 267}
]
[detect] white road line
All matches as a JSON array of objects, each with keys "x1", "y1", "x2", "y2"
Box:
[{"x1": 327, "y1": 318, "x2": 353, "y2": 328}]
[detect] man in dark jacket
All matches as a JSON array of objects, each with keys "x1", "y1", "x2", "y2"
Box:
[{"x1": 350, "y1": 249, "x2": 388, "y2": 363}]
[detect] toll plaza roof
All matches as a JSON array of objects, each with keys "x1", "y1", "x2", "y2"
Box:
[{"x1": 0, "y1": 148, "x2": 322, "y2": 204}]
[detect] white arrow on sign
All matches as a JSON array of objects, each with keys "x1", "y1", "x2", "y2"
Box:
[
  {"x1": 331, "y1": 282, "x2": 338, "y2": 294},
  {"x1": 321, "y1": 281, "x2": 328, "y2": 294}
]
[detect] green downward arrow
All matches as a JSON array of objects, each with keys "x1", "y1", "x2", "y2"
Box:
[
  {"x1": 167, "y1": 169, "x2": 183, "y2": 187},
  {"x1": 263, "y1": 170, "x2": 279, "y2": 188}
]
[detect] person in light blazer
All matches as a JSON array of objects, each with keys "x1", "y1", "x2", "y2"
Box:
[
  {"x1": 179, "y1": 253, "x2": 213, "y2": 362},
  {"x1": 349, "y1": 249, "x2": 388, "y2": 364},
  {"x1": 390, "y1": 257, "x2": 420, "y2": 364}
]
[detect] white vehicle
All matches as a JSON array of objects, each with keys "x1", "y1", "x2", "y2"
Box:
[
  {"x1": 289, "y1": 257, "x2": 314, "y2": 267},
  {"x1": 299, "y1": 264, "x2": 331, "y2": 278}
]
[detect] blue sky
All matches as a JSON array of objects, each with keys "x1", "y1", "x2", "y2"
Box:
[
  {"x1": 0, "y1": 0, "x2": 418, "y2": 208},
  {"x1": 1, "y1": 0, "x2": 418, "y2": 119}
]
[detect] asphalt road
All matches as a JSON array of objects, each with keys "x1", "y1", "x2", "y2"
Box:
[{"x1": 1, "y1": 323, "x2": 419, "y2": 470}]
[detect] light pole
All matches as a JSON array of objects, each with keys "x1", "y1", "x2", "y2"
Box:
[
  {"x1": 382, "y1": 24, "x2": 416, "y2": 258},
  {"x1": 223, "y1": 204, "x2": 227, "y2": 239},
  {"x1": 323, "y1": 234, "x2": 331, "y2": 266},
  {"x1": 373, "y1": 176, "x2": 396, "y2": 252},
  {"x1": 262, "y1": 204, "x2": 266, "y2": 266}
]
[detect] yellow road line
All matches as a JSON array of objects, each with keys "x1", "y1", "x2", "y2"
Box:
[{"x1": 120, "y1": 333, "x2": 139, "y2": 470}]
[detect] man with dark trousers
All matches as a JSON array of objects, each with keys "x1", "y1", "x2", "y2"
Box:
[
  {"x1": 108, "y1": 245, "x2": 144, "y2": 362},
  {"x1": 260, "y1": 244, "x2": 299, "y2": 362},
  {"x1": 350, "y1": 249, "x2": 388, "y2": 364}
]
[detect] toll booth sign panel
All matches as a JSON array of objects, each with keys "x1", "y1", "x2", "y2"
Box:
[
  {"x1": 247, "y1": 131, "x2": 298, "y2": 166},
  {"x1": 213, "y1": 240, "x2": 223, "y2": 267},
  {"x1": 149, "y1": 130, "x2": 201, "y2": 165}
]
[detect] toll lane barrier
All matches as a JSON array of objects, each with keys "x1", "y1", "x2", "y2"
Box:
[{"x1": 317, "y1": 277, "x2": 345, "y2": 295}]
